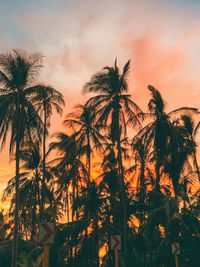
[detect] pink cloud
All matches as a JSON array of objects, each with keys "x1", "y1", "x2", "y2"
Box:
[{"x1": 122, "y1": 30, "x2": 200, "y2": 112}]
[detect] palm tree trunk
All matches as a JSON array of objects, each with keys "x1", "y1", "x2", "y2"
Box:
[
  {"x1": 140, "y1": 162, "x2": 147, "y2": 266},
  {"x1": 66, "y1": 189, "x2": 70, "y2": 223},
  {"x1": 116, "y1": 127, "x2": 127, "y2": 253},
  {"x1": 31, "y1": 187, "x2": 37, "y2": 240},
  {"x1": 94, "y1": 216, "x2": 99, "y2": 267},
  {"x1": 86, "y1": 131, "x2": 92, "y2": 266},
  {"x1": 41, "y1": 106, "x2": 46, "y2": 219},
  {"x1": 155, "y1": 159, "x2": 161, "y2": 192},
  {"x1": 12, "y1": 95, "x2": 20, "y2": 267},
  {"x1": 12, "y1": 138, "x2": 20, "y2": 267},
  {"x1": 72, "y1": 182, "x2": 76, "y2": 221},
  {"x1": 86, "y1": 132, "x2": 91, "y2": 185},
  {"x1": 140, "y1": 162, "x2": 146, "y2": 199}
]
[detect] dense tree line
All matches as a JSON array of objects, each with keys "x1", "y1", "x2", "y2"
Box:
[{"x1": 0, "y1": 50, "x2": 200, "y2": 266}]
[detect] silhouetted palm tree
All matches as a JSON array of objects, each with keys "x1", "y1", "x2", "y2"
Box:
[
  {"x1": 63, "y1": 104, "x2": 106, "y2": 267},
  {"x1": 83, "y1": 59, "x2": 142, "y2": 251},
  {"x1": 2, "y1": 140, "x2": 57, "y2": 241},
  {"x1": 32, "y1": 85, "x2": 65, "y2": 217},
  {"x1": 64, "y1": 103, "x2": 105, "y2": 185},
  {"x1": 137, "y1": 85, "x2": 197, "y2": 192},
  {"x1": 73, "y1": 182, "x2": 101, "y2": 267},
  {"x1": 49, "y1": 133, "x2": 87, "y2": 222},
  {"x1": 163, "y1": 118, "x2": 195, "y2": 193},
  {"x1": 0, "y1": 50, "x2": 43, "y2": 267}
]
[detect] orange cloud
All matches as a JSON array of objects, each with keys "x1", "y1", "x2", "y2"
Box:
[{"x1": 122, "y1": 30, "x2": 200, "y2": 111}]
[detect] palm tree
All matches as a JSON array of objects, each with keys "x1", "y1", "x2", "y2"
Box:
[
  {"x1": 99, "y1": 146, "x2": 125, "y2": 266},
  {"x1": 137, "y1": 85, "x2": 198, "y2": 192},
  {"x1": 2, "y1": 140, "x2": 57, "y2": 241},
  {"x1": 0, "y1": 50, "x2": 43, "y2": 267},
  {"x1": 163, "y1": 118, "x2": 196, "y2": 193},
  {"x1": 49, "y1": 133, "x2": 87, "y2": 222},
  {"x1": 18, "y1": 140, "x2": 41, "y2": 240},
  {"x1": 73, "y1": 181, "x2": 104, "y2": 267},
  {"x1": 64, "y1": 104, "x2": 106, "y2": 267},
  {"x1": 50, "y1": 130, "x2": 103, "y2": 267},
  {"x1": 131, "y1": 135, "x2": 152, "y2": 196},
  {"x1": 128, "y1": 135, "x2": 153, "y2": 266},
  {"x1": 32, "y1": 85, "x2": 65, "y2": 218},
  {"x1": 83, "y1": 59, "x2": 142, "y2": 251},
  {"x1": 64, "y1": 103, "x2": 105, "y2": 185},
  {"x1": 147, "y1": 85, "x2": 176, "y2": 192}
]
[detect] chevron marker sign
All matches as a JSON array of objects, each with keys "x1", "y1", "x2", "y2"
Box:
[
  {"x1": 111, "y1": 235, "x2": 121, "y2": 250},
  {"x1": 172, "y1": 243, "x2": 180, "y2": 255},
  {"x1": 39, "y1": 222, "x2": 54, "y2": 244}
]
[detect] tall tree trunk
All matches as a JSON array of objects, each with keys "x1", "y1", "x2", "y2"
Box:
[
  {"x1": 31, "y1": 187, "x2": 37, "y2": 241},
  {"x1": 94, "y1": 215, "x2": 99, "y2": 267},
  {"x1": 116, "y1": 114, "x2": 127, "y2": 253},
  {"x1": 86, "y1": 131, "x2": 91, "y2": 266},
  {"x1": 140, "y1": 162, "x2": 147, "y2": 267},
  {"x1": 66, "y1": 189, "x2": 70, "y2": 223},
  {"x1": 41, "y1": 105, "x2": 46, "y2": 219},
  {"x1": 140, "y1": 161, "x2": 146, "y2": 199},
  {"x1": 12, "y1": 138, "x2": 20, "y2": 267},
  {"x1": 12, "y1": 95, "x2": 20, "y2": 267},
  {"x1": 116, "y1": 139, "x2": 127, "y2": 252},
  {"x1": 86, "y1": 131, "x2": 91, "y2": 185},
  {"x1": 155, "y1": 159, "x2": 161, "y2": 192},
  {"x1": 72, "y1": 181, "x2": 76, "y2": 221}
]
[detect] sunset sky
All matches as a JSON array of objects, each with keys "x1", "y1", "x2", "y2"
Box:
[{"x1": 0, "y1": 0, "x2": 200, "y2": 196}]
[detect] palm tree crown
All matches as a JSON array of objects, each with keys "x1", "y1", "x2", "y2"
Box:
[
  {"x1": 0, "y1": 50, "x2": 43, "y2": 151},
  {"x1": 64, "y1": 103, "x2": 105, "y2": 182},
  {"x1": 83, "y1": 59, "x2": 142, "y2": 142}
]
